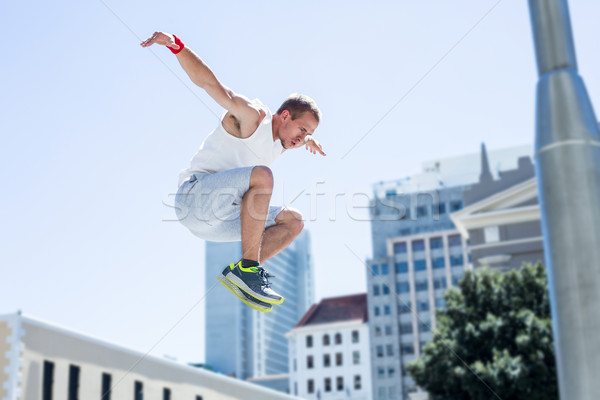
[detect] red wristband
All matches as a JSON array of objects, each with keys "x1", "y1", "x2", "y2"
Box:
[{"x1": 168, "y1": 34, "x2": 185, "y2": 55}]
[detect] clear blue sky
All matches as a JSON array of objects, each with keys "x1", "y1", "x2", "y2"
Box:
[{"x1": 2, "y1": 0, "x2": 599, "y2": 363}]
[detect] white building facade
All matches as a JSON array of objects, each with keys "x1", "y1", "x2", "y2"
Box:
[
  {"x1": 0, "y1": 312, "x2": 301, "y2": 400},
  {"x1": 286, "y1": 294, "x2": 372, "y2": 400}
]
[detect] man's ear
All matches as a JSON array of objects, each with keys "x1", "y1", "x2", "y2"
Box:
[{"x1": 281, "y1": 110, "x2": 289, "y2": 120}]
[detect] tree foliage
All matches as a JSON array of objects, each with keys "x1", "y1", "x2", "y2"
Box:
[{"x1": 407, "y1": 263, "x2": 557, "y2": 400}]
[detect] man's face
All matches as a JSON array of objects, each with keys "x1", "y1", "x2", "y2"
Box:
[{"x1": 279, "y1": 110, "x2": 319, "y2": 149}]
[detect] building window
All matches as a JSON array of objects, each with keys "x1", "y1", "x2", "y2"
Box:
[
  {"x1": 324, "y1": 354, "x2": 331, "y2": 367},
  {"x1": 399, "y1": 301, "x2": 412, "y2": 314},
  {"x1": 372, "y1": 264, "x2": 380, "y2": 276},
  {"x1": 388, "y1": 367, "x2": 395, "y2": 377},
  {"x1": 337, "y1": 377, "x2": 344, "y2": 391},
  {"x1": 386, "y1": 344, "x2": 394, "y2": 356},
  {"x1": 43, "y1": 361, "x2": 54, "y2": 400},
  {"x1": 336, "y1": 353, "x2": 343, "y2": 366},
  {"x1": 335, "y1": 333, "x2": 342, "y2": 344},
  {"x1": 414, "y1": 259, "x2": 427, "y2": 271},
  {"x1": 397, "y1": 282, "x2": 410, "y2": 293},
  {"x1": 68, "y1": 365, "x2": 80, "y2": 400},
  {"x1": 384, "y1": 305, "x2": 391, "y2": 315},
  {"x1": 419, "y1": 321, "x2": 431, "y2": 333},
  {"x1": 417, "y1": 300, "x2": 429, "y2": 312},
  {"x1": 402, "y1": 344, "x2": 415, "y2": 355},
  {"x1": 352, "y1": 330, "x2": 359, "y2": 343},
  {"x1": 395, "y1": 262, "x2": 408, "y2": 274},
  {"x1": 434, "y1": 277, "x2": 448, "y2": 289},
  {"x1": 435, "y1": 298, "x2": 446, "y2": 308},
  {"x1": 382, "y1": 284, "x2": 390, "y2": 295},
  {"x1": 436, "y1": 202, "x2": 447, "y2": 215},
  {"x1": 389, "y1": 386, "x2": 398, "y2": 399},
  {"x1": 430, "y1": 237, "x2": 443, "y2": 249},
  {"x1": 374, "y1": 306, "x2": 381, "y2": 316},
  {"x1": 450, "y1": 200, "x2": 463, "y2": 211},
  {"x1": 293, "y1": 358, "x2": 297, "y2": 371},
  {"x1": 307, "y1": 355, "x2": 314, "y2": 369},
  {"x1": 393, "y1": 242, "x2": 407, "y2": 254},
  {"x1": 415, "y1": 280, "x2": 428, "y2": 291},
  {"x1": 373, "y1": 285, "x2": 381, "y2": 296},
  {"x1": 450, "y1": 254, "x2": 464, "y2": 266},
  {"x1": 375, "y1": 326, "x2": 382, "y2": 337},
  {"x1": 452, "y1": 275, "x2": 462, "y2": 286},
  {"x1": 417, "y1": 205, "x2": 428, "y2": 218},
  {"x1": 134, "y1": 381, "x2": 143, "y2": 400},
  {"x1": 448, "y1": 234, "x2": 462, "y2": 247},
  {"x1": 484, "y1": 226, "x2": 500, "y2": 243},
  {"x1": 325, "y1": 378, "x2": 332, "y2": 392},
  {"x1": 377, "y1": 345, "x2": 384, "y2": 357},
  {"x1": 306, "y1": 335, "x2": 313, "y2": 348},
  {"x1": 353, "y1": 351, "x2": 360, "y2": 365},
  {"x1": 354, "y1": 375, "x2": 362, "y2": 390},
  {"x1": 381, "y1": 263, "x2": 389, "y2": 275},
  {"x1": 101, "y1": 373, "x2": 111, "y2": 400},
  {"x1": 294, "y1": 382, "x2": 298, "y2": 396},
  {"x1": 378, "y1": 367, "x2": 385, "y2": 379},
  {"x1": 432, "y1": 257, "x2": 445, "y2": 269},
  {"x1": 412, "y1": 240, "x2": 425, "y2": 252},
  {"x1": 323, "y1": 334, "x2": 330, "y2": 346},
  {"x1": 399, "y1": 322, "x2": 413, "y2": 334},
  {"x1": 163, "y1": 388, "x2": 171, "y2": 400},
  {"x1": 196, "y1": 396, "x2": 203, "y2": 400},
  {"x1": 385, "y1": 325, "x2": 393, "y2": 335},
  {"x1": 307, "y1": 379, "x2": 315, "y2": 394}
]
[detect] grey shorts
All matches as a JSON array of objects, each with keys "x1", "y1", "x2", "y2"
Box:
[{"x1": 174, "y1": 166, "x2": 283, "y2": 242}]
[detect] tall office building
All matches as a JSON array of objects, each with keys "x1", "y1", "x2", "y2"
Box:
[
  {"x1": 366, "y1": 145, "x2": 530, "y2": 400},
  {"x1": 205, "y1": 230, "x2": 314, "y2": 382}
]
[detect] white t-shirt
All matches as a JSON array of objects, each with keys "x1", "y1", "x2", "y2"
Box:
[{"x1": 178, "y1": 100, "x2": 284, "y2": 186}]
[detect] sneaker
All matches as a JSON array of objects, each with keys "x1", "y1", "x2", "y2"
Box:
[
  {"x1": 217, "y1": 266, "x2": 273, "y2": 312},
  {"x1": 226, "y1": 261, "x2": 284, "y2": 305}
]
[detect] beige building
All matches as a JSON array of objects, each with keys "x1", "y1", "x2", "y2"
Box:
[{"x1": 0, "y1": 312, "x2": 300, "y2": 400}]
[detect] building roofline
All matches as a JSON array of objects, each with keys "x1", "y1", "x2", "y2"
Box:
[{"x1": 0, "y1": 312, "x2": 299, "y2": 399}]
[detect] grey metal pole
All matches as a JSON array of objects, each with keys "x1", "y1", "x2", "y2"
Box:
[{"x1": 528, "y1": 1, "x2": 600, "y2": 399}]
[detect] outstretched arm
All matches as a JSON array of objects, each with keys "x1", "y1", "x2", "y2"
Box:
[{"x1": 140, "y1": 32, "x2": 260, "y2": 135}]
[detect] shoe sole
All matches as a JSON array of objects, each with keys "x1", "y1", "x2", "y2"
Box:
[
  {"x1": 225, "y1": 273, "x2": 285, "y2": 305},
  {"x1": 217, "y1": 273, "x2": 273, "y2": 312}
]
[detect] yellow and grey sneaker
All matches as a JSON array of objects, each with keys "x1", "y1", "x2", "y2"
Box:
[
  {"x1": 226, "y1": 261, "x2": 284, "y2": 305},
  {"x1": 217, "y1": 266, "x2": 273, "y2": 312}
]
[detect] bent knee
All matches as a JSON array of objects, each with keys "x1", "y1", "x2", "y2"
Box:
[
  {"x1": 278, "y1": 208, "x2": 304, "y2": 236},
  {"x1": 250, "y1": 166, "x2": 274, "y2": 189}
]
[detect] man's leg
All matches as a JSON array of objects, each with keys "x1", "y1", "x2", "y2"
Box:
[
  {"x1": 259, "y1": 209, "x2": 304, "y2": 262},
  {"x1": 241, "y1": 166, "x2": 274, "y2": 263}
]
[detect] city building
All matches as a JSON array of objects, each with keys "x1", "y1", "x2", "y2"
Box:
[
  {"x1": 451, "y1": 145, "x2": 543, "y2": 271},
  {"x1": 0, "y1": 312, "x2": 300, "y2": 400},
  {"x1": 286, "y1": 294, "x2": 372, "y2": 400},
  {"x1": 205, "y1": 230, "x2": 314, "y2": 384},
  {"x1": 367, "y1": 145, "x2": 531, "y2": 400}
]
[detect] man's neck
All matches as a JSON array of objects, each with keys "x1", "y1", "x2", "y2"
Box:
[{"x1": 271, "y1": 113, "x2": 281, "y2": 142}]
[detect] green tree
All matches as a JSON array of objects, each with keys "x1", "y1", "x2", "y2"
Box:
[{"x1": 407, "y1": 263, "x2": 557, "y2": 400}]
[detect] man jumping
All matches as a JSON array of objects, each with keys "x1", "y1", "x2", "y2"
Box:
[{"x1": 141, "y1": 32, "x2": 325, "y2": 312}]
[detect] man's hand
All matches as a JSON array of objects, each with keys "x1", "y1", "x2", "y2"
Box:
[
  {"x1": 140, "y1": 32, "x2": 180, "y2": 50},
  {"x1": 305, "y1": 136, "x2": 326, "y2": 156}
]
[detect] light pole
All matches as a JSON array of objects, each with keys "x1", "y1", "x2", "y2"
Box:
[{"x1": 529, "y1": 1, "x2": 600, "y2": 399}]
